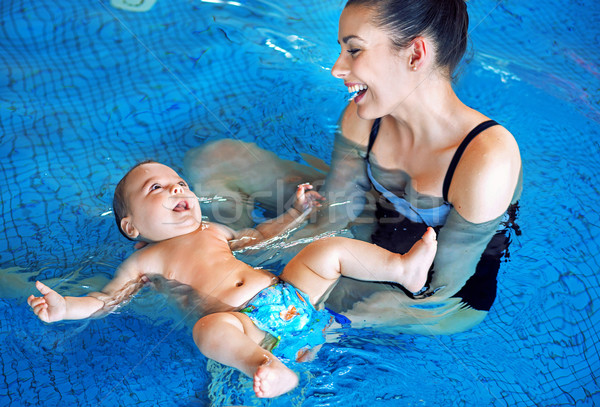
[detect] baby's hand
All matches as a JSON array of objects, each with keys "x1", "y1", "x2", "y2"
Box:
[
  {"x1": 27, "y1": 281, "x2": 66, "y2": 323},
  {"x1": 293, "y1": 183, "x2": 325, "y2": 214}
]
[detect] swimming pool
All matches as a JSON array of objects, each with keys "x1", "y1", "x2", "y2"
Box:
[{"x1": 1, "y1": 0, "x2": 599, "y2": 405}]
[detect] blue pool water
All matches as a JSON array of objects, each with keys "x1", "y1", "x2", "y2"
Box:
[{"x1": 1, "y1": 0, "x2": 599, "y2": 405}]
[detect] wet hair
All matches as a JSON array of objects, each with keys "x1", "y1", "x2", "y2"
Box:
[
  {"x1": 345, "y1": 0, "x2": 469, "y2": 77},
  {"x1": 113, "y1": 160, "x2": 158, "y2": 240}
]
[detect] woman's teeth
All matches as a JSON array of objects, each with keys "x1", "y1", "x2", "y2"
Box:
[
  {"x1": 348, "y1": 84, "x2": 367, "y2": 93},
  {"x1": 348, "y1": 84, "x2": 368, "y2": 100}
]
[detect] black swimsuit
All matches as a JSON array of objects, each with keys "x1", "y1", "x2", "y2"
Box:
[{"x1": 366, "y1": 118, "x2": 517, "y2": 311}]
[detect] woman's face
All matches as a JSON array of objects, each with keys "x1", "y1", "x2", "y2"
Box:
[{"x1": 331, "y1": 5, "x2": 413, "y2": 119}]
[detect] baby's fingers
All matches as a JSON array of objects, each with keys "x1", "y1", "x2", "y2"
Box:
[
  {"x1": 306, "y1": 190, "x2": 325, "y2": 201},
  {"x1": 28, "y1": 295, "x2": 42, "y2": 307},
  {"x1": 35, "y1": 280, "x2": 53, "y2": 296},
  {"x1": 34, "y1": 305, "x2": 50, "y2": 323},
  {"x1": 296, "y1": 183, "x2": 312, "y2": 194},
  {"x1": 30, "y1": 298, "x2": 50, "y2": 322},
  {"x1": 28, "y1": 296, "x2": 48, "y2": 313},
  {"x1": 32, "y1": 302, "x2": 48, "y2": 316},
  {"x1": 27, "y1": 294, "x2": 36, "y2": 307}
]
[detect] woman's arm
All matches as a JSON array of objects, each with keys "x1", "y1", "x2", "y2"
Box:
[
  {"x1": 422, "y1": 125, "x2": 522, "y2": 300},
  {"x1": 422, "y1": 209, "x2": 505, "y2": 301},
  {"x1": 310, "y1": 103, "x2": 374, "y2": 231}
]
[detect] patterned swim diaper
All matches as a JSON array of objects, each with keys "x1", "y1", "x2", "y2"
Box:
[{"x1": 240, "y1": 281, "x2": 334, "y2": 361}]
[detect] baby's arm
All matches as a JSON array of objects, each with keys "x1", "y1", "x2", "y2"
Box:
[
  {"x1": 228, "y1": 183, "x2": 324, "y2": 250},
  {"x1": 27, "y1": 281, "x2": 104, "y2": 322},
  {"x1": 27, "y1": 256, "x2": 143, "y2": 323}
]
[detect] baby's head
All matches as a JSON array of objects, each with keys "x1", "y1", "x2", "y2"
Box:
[{"x1": 113, "y1": 161, "x2": 202, "y2": 242}]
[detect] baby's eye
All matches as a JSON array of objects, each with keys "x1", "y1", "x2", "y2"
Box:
[
  {"x1": 178, "y1": 181, "x2": 187, "y2": 188},
  {"x1": 150, "y1": 184, "x2": 162, "y2": 191}
]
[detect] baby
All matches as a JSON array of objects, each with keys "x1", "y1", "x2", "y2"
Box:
[{"x1": 28, "y1": 161, "x2": 437, "y2": 398}]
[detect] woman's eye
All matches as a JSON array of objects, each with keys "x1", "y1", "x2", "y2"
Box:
[{"x1": 347, "y1": 48, "x2": 360, "y2": 56}]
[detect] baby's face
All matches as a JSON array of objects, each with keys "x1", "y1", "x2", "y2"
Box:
[{"x1": 121, "y1": 163, "x2": 203, "y2": 242}]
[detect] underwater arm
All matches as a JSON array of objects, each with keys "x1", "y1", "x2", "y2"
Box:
[
  {"x1": 307, "y1": 106, "x2": 373, "y2": 233},
  {"x1": 418, "y1": 209, "x2": 504, "y2": 301}
]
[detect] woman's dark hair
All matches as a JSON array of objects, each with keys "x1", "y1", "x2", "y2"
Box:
[
  {"x1": 345, "y1": 0, "x2": 469, "y2": 77},
  {"x1": 113, "y1": 160, "x2": 158, "y2": 240}
]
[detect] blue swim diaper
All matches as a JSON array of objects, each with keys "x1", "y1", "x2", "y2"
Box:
[{"x1": 240, "y1": 282, "x2": 334, "y2": 361}]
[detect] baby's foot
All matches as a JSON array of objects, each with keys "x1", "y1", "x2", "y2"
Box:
[
  {"x1": 401, "y1": 227, "x2": 437, "y2": 292},
  {"x1": 253, "y1": 356, "x2": 299, "y2": 398}
]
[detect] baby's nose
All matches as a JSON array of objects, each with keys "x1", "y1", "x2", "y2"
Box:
[{"x1": 170, "y1": 184, "x2": 184, "y2": 194}]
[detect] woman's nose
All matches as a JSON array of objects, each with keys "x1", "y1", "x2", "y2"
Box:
[{"x1": 331, "y1": 53, "x2": 348, "y2": 79}]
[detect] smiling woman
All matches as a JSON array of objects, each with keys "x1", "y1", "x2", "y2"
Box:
[{"x1": 184, "y1": 0, "x2": 522, "y2": 334}]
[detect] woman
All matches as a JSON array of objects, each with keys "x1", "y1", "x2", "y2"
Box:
[
  {"x1": 184, "y1": 0, "x2": 522, "y2": 334},
  {"x1": 318, "y1": 0, "x2": 522, "y2": 333}
]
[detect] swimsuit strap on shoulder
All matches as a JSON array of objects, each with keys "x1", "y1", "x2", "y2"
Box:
[
  {"x1": 442, "y1": 120, "x2": 499, "y2": 202},
  {"x1": 365, "y1": 118, "x2": 382, "y2": 161}
]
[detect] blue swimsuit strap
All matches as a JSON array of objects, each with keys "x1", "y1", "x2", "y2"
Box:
[{"x1": 366, "y1": 163, "x2": 449, "y2": 226}]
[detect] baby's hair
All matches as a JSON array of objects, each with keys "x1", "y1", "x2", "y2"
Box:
[{"x1": 113, "y1": 160, "x2": 158, "y2": 240}]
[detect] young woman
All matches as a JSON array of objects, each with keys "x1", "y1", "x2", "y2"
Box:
[{"x1": 318, "y1": 0, "x2": 522, "y2": 332}]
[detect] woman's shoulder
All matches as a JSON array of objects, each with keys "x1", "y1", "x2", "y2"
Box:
[
  {"x1": 463, "y1": 123, "x2": 520, "y2": 169},
  {"x1": 449, "y1": 122, "x2": 522, "y2": 223},
  {"x1": 338, "y1": 102, "x2": 374, "y2": 147}
]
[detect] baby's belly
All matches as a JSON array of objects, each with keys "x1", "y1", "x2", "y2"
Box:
[
  {"x1": 181, "y1": 265, "x2": 276, "y2": 311},
  {"x1": 216, "y1": 272, "x2": 278, "y2": 310}
]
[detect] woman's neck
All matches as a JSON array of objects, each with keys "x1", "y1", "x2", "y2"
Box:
[{"x1": 387, "y1": 77, "x2": 471, "y2": 148}]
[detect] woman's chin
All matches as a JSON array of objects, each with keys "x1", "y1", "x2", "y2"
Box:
[{"x1": 355, "y1": 105, "x2": 378, "y2": 121}]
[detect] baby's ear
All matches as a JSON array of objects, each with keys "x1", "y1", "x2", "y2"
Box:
[{"x1": 120, "y1": 216, "x2": 139, "y2": 240}]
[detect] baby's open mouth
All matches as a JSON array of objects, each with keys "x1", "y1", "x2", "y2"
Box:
[{"x1": 172, "y1": 200, "x2": 189, "y2": 212}]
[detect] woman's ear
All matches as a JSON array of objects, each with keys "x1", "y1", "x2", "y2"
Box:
[
  {"x1": 408, "y1": 36, "x2": 428, "y2": 71},
  {"x1": 121, "y1": 216, "x2": 139, "y2": 240}
]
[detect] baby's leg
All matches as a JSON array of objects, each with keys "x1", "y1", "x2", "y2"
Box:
[
  {"x1": 193, "y1": 312, "x2": 298, "y2": 398},
  {"x1": 280, "y1": 228, "x2": 437, "y2": 304}
]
